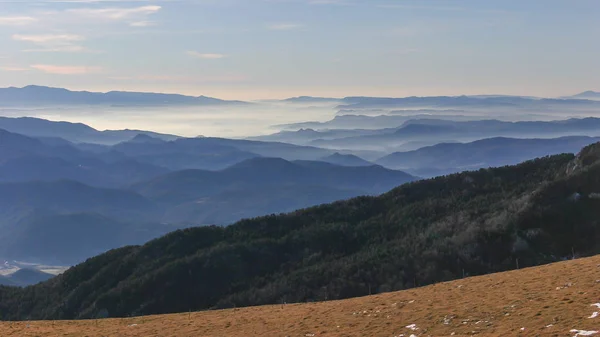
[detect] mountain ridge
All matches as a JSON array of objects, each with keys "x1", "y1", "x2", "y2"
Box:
[{"x1": 0, "y1": 85, "x2": 248, "y2": 106}]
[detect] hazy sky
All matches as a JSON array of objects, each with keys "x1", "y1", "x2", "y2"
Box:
[{"x1": 0, "y1": 0, "x2": 598, "y2": 99}]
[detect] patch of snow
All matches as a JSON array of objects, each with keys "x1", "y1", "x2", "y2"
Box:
[
  {"x1": 589, "y1": 312, "x2": 599, "y2": 319},
  {"x1": 591, "y1": 303, "x2": 600, "y2": 308},
  {"x1": 588, "y1": 193, "x2": 600, "y2": 199},
  {"x1": 570, "y1": 329, "x2": 599, "y2": 336},
  {"x1": 546, "y1": 324, "x2": 554, "y2": 328},
  {"x1": 520, "y1": 327, "x2": 526, "y2": 331},
  {"x1": 405, "y1": 324, "x2": 418, "y2": 331}
]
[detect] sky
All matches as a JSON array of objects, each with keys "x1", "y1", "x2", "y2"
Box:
[{"x1": 0, "y1": 0, "x2": 598, "y2": 100}]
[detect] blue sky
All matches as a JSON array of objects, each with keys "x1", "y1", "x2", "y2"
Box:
[{"x1": 0, "y1": 0, "x2": 598, "y2": 99}]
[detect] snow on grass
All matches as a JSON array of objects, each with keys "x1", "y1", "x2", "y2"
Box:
[
  {"x1": 405, "y1": 324, "x2": 418, "y2": 331},
  {"x1": 589, "y1": 312, "x2": 599, "y2": 319},
  {"x1": 571, "y1": 329, "x2": 599, "y2": 336}
]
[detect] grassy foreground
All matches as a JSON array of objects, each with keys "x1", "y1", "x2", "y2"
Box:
[{"x1": 2, "y1": 254, "x2": 600, "y2": 336}]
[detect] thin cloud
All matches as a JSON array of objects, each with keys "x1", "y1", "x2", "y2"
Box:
[
  {"x1": 30, "y1": 64, "x2": 101, "y2": 74},
  {"x1": 13, "y1": 34, "x2": 84, "y2": 43},
  {"x1": 309, "y1": 0, "x2": 351, "y2": 5},
  {"x1": 108, "y1": 73, "x2": 248, "y2": 83},
  {"x1": 66, "y1": 5, "x2": 161, "y2": 20},
  {"x1": 267, "y1": 23, "x2": 303, "y2": 31},
  {"x1": 0, "y1": 66, "x2": 29, "y2": 72},
  {"x1": 187, "y1": 51, "x2": 226, "y2": 59},
  {"x1": 130, "y1": 20, "x2": 156, "y2": 27},
  {"x1": 0, "y1": 16, "x2": 37, "y2": 25},
  {"x1": 13, "y1": 34, "x2": 86, "y2": 52}
]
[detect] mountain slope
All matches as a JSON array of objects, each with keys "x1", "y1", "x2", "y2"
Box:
[
  {"x1": 2, "y1": 255, "x2": 599, "y2": 336},
  {"x1": 0, "y1": 142, "x2": 597, "y2": 320}
]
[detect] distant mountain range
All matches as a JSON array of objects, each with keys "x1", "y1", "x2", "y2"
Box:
[
  {"x1": 3, "y1": 115, "x2": 600, "y2": 265},
  {"x1": 0, "y1": 123, "x2": 417, "y2": 263},
  {"x1": 3, "y1": 86, "x2": 599, "y2": 108},
  {"x1": 273, "y1": 114, "x2": 481, "y2": 131},
  {"x1": 336, "y1": 95, "x2": 600, "y2": 109},
  {"x1": 0, "y1": 155, "x2": 415, "y2": 263},
  {"x1": 309, "y1": 118, "x2": 600, "y2": 152},
  {"x1": 0, "y1": 85, "x2": 248, "y2": 107}
]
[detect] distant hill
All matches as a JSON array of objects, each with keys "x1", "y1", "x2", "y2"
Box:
[
  {"x1": 0, "y1": 180, "x2": 159, "y2": 222},
  {"x1": 4, "y1": 269, "x2": 53, "y2": 286},
  {"x1": 376, "y1": 136, "x2": 600, "y2": 176},
  {"x1": 0, "y1": 276, "x2": 19, "y2": 287},
  {"x1": 0, "y1": 212, "x2": 184, "y2": 265},
  {"x1": 282, "y1": 96, "x2": 342, "y2": 103},
  {"x1": 131, "y1": 157, "x2": 416, "y2": 224},
  {"x1": 0, "y1": 85, "x2": 248, "y2": 107},
  {"x1": 0, "y1": 116, "x2": 180, "y2": 145},
  {"x1": 0, "y1": 129, "x2": 169, "y2": 187},
  {"x1": 112, "y1": 136, "x2": 334, "y2": 170},
  {"x1": 1, "y1": 142, "x2": 598, "y2": 320},
  {"x1": 318, "y1": 153, "x2": 373, "y2": 166},
  {"x1": 247, "y1": 128, "x2": 387, "y2": 146},
  {"x1": 569, "y1": 91, "x2": 600, "y2": 100}
]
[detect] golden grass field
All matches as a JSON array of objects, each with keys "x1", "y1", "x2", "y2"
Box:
[{"x1": 2, "y1": 255, "x2": 600, "y2": 336}]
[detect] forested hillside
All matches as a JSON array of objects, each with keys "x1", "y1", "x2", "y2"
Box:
[{"x1": 1, "y1": 143, "x2": 599, "y2": 321}]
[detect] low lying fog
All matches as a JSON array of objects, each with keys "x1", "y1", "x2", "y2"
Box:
[
  {"x1": 0, "y1": 102, "x2": 339, "y2": 138},
  {"x1": 2, "y1": 101, "x2": 600, "y2": 139}
]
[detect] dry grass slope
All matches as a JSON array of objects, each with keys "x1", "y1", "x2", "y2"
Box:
[{"x1": 2, "y1": 255, "x2": 600, "y2": 337}]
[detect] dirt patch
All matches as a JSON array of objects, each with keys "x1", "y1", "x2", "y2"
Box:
[{"x1": 2, "y1": 256, "x2": 600, "y2": 336}]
